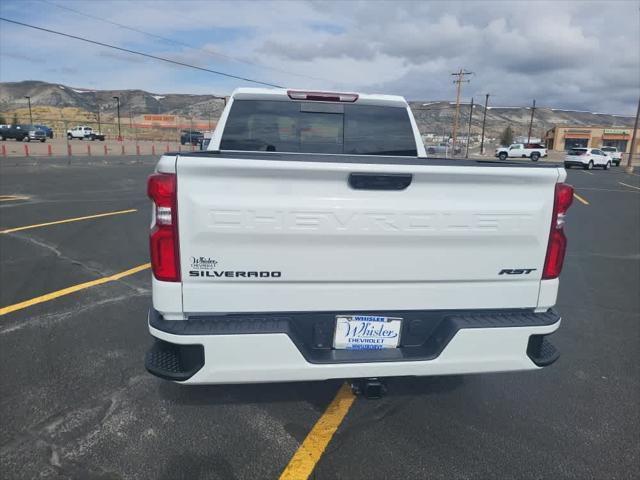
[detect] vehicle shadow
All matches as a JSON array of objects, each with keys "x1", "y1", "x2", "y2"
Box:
[{"x1": 156, "y1": 374, "x2": 464, "y2": 408}]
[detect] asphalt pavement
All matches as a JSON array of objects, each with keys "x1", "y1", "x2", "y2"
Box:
[{"x1": 1, "y1": 155, "x2": 638, "y2": 479}]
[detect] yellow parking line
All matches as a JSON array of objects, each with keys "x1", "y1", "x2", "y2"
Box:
[
  {"x1": 618, "y1": 182, "x2": 640, "y2": 191},
  {"x1": 0, "y1": 209, "x2": 137, "y2": 234},
  {"x1": 0, "y1": 263, "x2": 150, "y2": 316},
  {"x1": 0, "y1": 195, "x2": 30, "y2": 202},
  {"x1": 279, "y1": 383, "x2": 356, "y2": 480},
  {"x1": 573, "y1": 193, "x2": 590, "y2": 205}
]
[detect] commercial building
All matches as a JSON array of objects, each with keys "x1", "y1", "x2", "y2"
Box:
[{"x1": 545, "y1": 126, "x2": 639, "y2": 153}]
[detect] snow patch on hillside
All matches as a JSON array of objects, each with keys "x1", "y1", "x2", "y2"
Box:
[{"x1": 152, "y1": 95, "x2": 165, "y2": 100}]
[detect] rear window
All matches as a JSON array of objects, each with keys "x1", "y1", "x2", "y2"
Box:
[
  {"x1": 568, "y1": 148, "x2": 587, "y2": 155},
  {"x1": 220, "y1": 100, "x2": 417, "y2": 156},
  {"x1": 601, "y1": 147, "x2": 615, "y2": 152}
]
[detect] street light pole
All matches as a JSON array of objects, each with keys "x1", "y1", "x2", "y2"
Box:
[
  {"x1": 25, "y1": 96, "x2": 33, "y2": 125},
  {"x1": 527, "y1": 99, "x2": 536, "y2": 144},
  {"x1": 480, "y1": 93, "x2": 489, "y2": 155},
  {"x1": 113, "y1": 96, "x2": 122, "y2": 141},
  {"x1": 465, "y1": 97, "x2": 474, "y2": 159}
]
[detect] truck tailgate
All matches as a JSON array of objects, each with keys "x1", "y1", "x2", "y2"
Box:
[{"x1": 175, "y1": 154, "x2": 561, "y2": 313}]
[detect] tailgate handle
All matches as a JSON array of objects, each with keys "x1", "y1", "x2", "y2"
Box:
[{"x1": 349, "y1": 173, "x2": 412, "y2": 191}]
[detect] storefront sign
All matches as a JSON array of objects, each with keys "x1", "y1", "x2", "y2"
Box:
[{"x1": 604, "y1": 129, "x2": 629, "y2": 135}]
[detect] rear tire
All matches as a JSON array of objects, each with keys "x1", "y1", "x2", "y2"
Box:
[
  {"x1": 585, "y1": 160, "x2": 594, "y2": 170},
  {"x1": 40, "y1": 138, "x2": 46, "y2": 143},
  {"x1": 67, "y1": 134, "x2": 72, "y2": 140},
  {"x1": 531, "y1": 152, "x2": 540, "y2": 161},
  {"x1": 604, "y1": 161, "x2": 611, "y2": 170},
  {"x1": 498, "y1": 152, "x2": 507, "y2": 160},
  {"x1": 23, "y1": 136, "x2": 30, "y2": 142}
]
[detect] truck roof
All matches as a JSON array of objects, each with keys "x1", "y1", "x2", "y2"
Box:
[{"x1": 231, "y1": 87, "x2": 409, "y2": 108}]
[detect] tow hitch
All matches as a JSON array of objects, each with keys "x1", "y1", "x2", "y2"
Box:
[{"x1": 350, "y1": 378, "x2": 387, "y2": 399}]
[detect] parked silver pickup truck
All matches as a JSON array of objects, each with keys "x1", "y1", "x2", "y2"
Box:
[{"x1": 145, "y1": 88, "x2": 573, "y2": 386}]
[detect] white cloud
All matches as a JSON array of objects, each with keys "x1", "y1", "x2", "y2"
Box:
[{"x1": 0, "y1": 0, "x2": 637, "y2": 114}]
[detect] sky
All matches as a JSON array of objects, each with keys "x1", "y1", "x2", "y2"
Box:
[{"x1": 0, "y1": 0, "x2": 638, "y2": 114}]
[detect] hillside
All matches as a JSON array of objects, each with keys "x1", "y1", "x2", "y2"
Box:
[{"x1": 0, "y1": 81, "x2": 634, "y2": 140}]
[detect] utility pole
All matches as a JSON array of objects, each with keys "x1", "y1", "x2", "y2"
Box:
[
  {"x1": 113, "y1": 96, "x2": 122, "y2": 141},
  {"x1": 24, "y1": 96, "x2": 33, "y2": 125},
  {"x1": 527, "y1": 99, "x2": 536, "y2": 144},
  {"x1": 451, "y1": 69, "x2": 473, "y2": 156},
  {"x1": 465, "y1": 97, "x2": 474, "y2": 158},
  {"x1": 96, "y1": 103, "x2": 101, "y2": 133},
  {"x1": 480, "y1": 93, "x2": 490, "y2": 155},
  {"x1": 625, "y1": 96, "x2": 640, "y2": 173}
]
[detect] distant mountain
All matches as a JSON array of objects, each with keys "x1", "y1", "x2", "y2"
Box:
[
  {"x1": 408, "y1": 101, "x2": 635, "y2": 141},
  {"x1": 0, "y1": 80, "x2": 226, "y2": 118},
  {"x1": 0, "y1": 81, "x2": 634, "y2": 140}
]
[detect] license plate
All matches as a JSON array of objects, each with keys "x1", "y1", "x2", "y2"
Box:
[{"x1": 333, "y1": 315, "x2": 402, "y2": 350}]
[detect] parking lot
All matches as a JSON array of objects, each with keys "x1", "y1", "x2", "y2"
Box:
[{"x1": 1, "y1": 155, "x2": 638, "y2": 479}]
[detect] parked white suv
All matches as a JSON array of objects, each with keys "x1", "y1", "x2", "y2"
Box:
[
  {"x1": 145, "y1": 88, "x2": 573, "y2": 386},
  {"x1": 564, "y1": 147, "x2": 611, "y2": 170},
  {"x1": 600, "y1": 146, "x2": 623, "y2": 166}
]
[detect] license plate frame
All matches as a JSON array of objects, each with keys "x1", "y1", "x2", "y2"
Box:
[{"x1": 333, "y1": 315, "x2": 403, "y2": 350}]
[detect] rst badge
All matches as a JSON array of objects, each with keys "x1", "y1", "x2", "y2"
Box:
[{"x1": 333, "y1": 315, "x2": 402, "y2": 350}]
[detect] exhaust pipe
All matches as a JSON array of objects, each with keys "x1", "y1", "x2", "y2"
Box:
[{"x1": 350, "y1": 378, "x2": 387, "y2": 399}]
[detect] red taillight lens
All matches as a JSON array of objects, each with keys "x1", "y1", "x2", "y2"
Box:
[
  {"x1": 148, "y1": 173, "x2": 180, "y2": 281},
  {"x1": 543, "y1": 183, "x2": 574, "y2": 279}
]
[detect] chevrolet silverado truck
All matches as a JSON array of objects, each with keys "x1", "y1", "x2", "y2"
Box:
[
  {"x1": 145, "y1": 88, "x2": 573, "y2": 387},
  {"x1": 496, "y1": 143, "x2": 548, "y2": 161}
]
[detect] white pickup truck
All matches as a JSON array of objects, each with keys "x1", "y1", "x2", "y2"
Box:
[
  {"x1": 496, "y1": 143, "x2": 548, "y2": 161},
  {"x1": 145, "y1": 88, "x2": 573, "y2": 389},
  {"x1": 66, "y1": 125, "x2": 105, "y2": 141},
  {"x1": 601, "y1": 146, "x2": 623, "y2": 166}
]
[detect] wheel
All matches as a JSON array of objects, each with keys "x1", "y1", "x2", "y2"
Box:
[
  {"x1": 615, "y1": 161, "x2": 620, "y2": 166},
  {"x1": 180, "y1": 140, "x2": 186, "y2": 145},
  {"x1": 498, "y1": 152, "x2": 507, "y2": 160},
  {"x1": 604, "y1": 161, "x2": 611, "y2": 170},
  {"x1": 23, "y1": 136, "x2": 30, "y2": 142},
  {"x1": 67, "y1": 134, "x2": 72, "y2": 140},
  {"x1": 531, "y1": 152, "x2": 540, "y2": 161},
  {"x1": 0, "y1": 135, "x2": 4, "y2": 141},
  {"x1": 585, "y1": 160, "x2": 593, "y2": 170},
  {"x1": 40, "y1": 138, "x2": 46, "y2": 143}
]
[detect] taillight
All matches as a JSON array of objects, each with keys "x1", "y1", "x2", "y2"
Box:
[
  {"x1": 287, "y1": 90, "x2": 358, "y2": 102},
  {"x1": 542, "y1": 183, "x2": 574, "y2": 279},
  {"x1": 148, "y1": 173, "x2": 180, "y2": 282}
]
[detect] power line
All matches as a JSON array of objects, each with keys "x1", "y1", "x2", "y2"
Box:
[
  {"x1": 39, "y1": 0, "x2": 329, "y2": 84},
  {"x1": 0, "y1": 17, "x2": 283, "y2": 88}
]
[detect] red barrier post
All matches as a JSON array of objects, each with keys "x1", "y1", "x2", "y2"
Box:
[
  {"x1": 152, "y1": 145, "x2": 156, "y2": 156},
  {"x1": 87, "y1": 144, "x2": 91, "y2": 156},
  {"x1": 136, "y1": 145, "x2": 141, "y2": 156},
  {"x1": 1, "y1": 145, "x2": 6, "y2": 157},
  {"x1": 67, "y1": 144, "x2": 72, "y2": 156},
  {"x1": 47, "y1": 144, "x2": 52, "y2": 156},
  {"x1": 24, "y1": 144, "x2": 29, "y2": 156},
  {"x1": 166, "y1": 144, "x2": 170, "y2": 153},
  {"x1": 121, "y1": 144, "x2": 125, "y2": 156},
  {"x1": 104, "y1": 144, "x2": 108, "y2": 156},
  {"x1": 178, "y1": 144, "x2": 182, "y2": 152}
]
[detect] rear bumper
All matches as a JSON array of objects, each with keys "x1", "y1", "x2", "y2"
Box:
[
  {"x1": 564, "y1": 160, "x2": 587, "y2": 167},
  {"x1": 146, "y1": 308, "x2": 561, "y2": 384}
]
